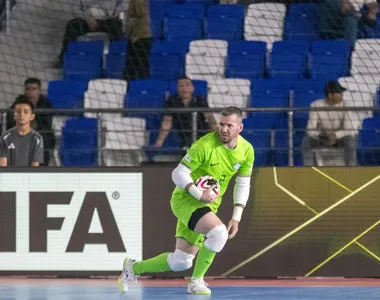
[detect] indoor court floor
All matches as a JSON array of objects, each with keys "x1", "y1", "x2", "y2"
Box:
[{"x1": 0, "y1": 278, "x2": 379, "y2": 299}]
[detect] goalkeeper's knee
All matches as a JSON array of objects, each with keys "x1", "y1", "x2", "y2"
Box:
[
  {"x1": 204, "y1": 224, "x2": 228, "y2": 253},
  {"x1": 168, "y1": 249, "x2": 195, "y2": 272}
]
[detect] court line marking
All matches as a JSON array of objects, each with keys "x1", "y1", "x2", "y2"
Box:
[{"x1": 221, "y1": 171, "x2": 380, "y2": 277}]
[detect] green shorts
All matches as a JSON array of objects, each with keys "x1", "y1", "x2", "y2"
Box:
[{"x1": 170, "y1": 192, "x2": 218, "y2": 248}]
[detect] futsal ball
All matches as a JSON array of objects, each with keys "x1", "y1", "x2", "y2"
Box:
[{"x1": 195, "y1": 175, "x2": 220, "y2": 197}]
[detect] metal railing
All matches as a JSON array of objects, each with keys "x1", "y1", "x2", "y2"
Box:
[{"x1": 0, "y1": 105, "x2": 377, "y2": 167}]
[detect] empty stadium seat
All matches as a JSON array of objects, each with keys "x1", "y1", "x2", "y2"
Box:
[
  {"x1": 226, "y1": 41, "x2": 267, "y2": 80},
  {"x1": 48, "y1": 79, "x2": 88, "y2": 109},
  {"x1": 240, "y1": 128, "x2": 271, "y2": 166},
  {"x1": 85, "y1": 79, "x2": 127, "y2": 119},
  {"x1": 249, "y1": 79, "x2": 293, "y2": 129},
  {"x1": 208, "y1": 78, "x2": 251, "y2": 121},
  {"x1": 67, "y1": 40, "x2": 105, "y2": 56},
  {"x1": 186, "y1": 39, "x2": 228, "y2": 80},
  {"x1": 292, "y1": 79, "x2": 327, "y2": 129},
  {"x1": 103, "y1": 117, "x2": 147, "y2": 166},
  {"x1": 163, "y1": 4, "x2": 204, "y2": 42},
  {"x1": 125, "y1": 79, "x2": 168, "y2": 128},
  {"x1": 274, "y1": 130, "x2": 304, "y2": 166},
  {"x1": 358, "y1": 117, "x2": 380, "y2": 165},
  {"x1": 149, "y1": 41, "x2": 189, "y2": 80},
  {"x1": 244, "y1": 3, "x2": 287, "y2": 47},
  {"x1": 268, "y1": 53, "x2": 307, "y2": 79},
  {"x1": 60, "y1": 118, "x2": 98, "y2": 166},
  {"x1": 284, "y1": 3, "x2": 321, "y2": 41},
  {"x1": 63, "y1": 54, "x2": 102, "y2": 81},
  {"x1": 271, "y1": 40, "x2": 311, "y2": 55},
  {"x1": 104, "y1": 41, "x2": 128, "y2": 79},
  {"x1": 352, "y1": 39, "x2": 380, "y2": 75},
  {"x1": 204, "y1": 4, "x2": 244, "y2": 40},
  {"x1": 309, "y1": 40, "x2": 350, "y2": 79}
]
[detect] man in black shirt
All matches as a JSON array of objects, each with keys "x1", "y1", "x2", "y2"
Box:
[
  {"x1": 0, "y1": 98, "x2": 44, "y2": 167},
  {"x1": 154, "y1": 77, "x2": 217, "y2": 148}
]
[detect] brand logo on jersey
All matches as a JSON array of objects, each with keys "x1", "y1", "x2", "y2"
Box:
[
  {"x1": 210, "y1": 162, "x2": 218, "y2": 167},
  {"x1": 8, "y1": 143, "x2": 15, "y2": 149},
  {"x1": 233, "y1": 162, "x2": 242, "y2": 171}
]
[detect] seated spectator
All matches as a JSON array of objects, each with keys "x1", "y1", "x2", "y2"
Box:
[
  {"x1": 301, "y1": 81, "x2": 357, "y2": 166},
  {"x1": 7, "y1": 78, "x2": 55, "y2": 166},
  {"x1": 0, "y1": 97, "x2": 44, "y2": 167},
  {"x1": 154, "y1": 77, "x2": 217, "y2": 149},
  {"x1": 53, "y1": 0, "x2": 127, "y2": 68},
  {"x1": 320, "y1": 0, "x2": 378, "y2": 48}
]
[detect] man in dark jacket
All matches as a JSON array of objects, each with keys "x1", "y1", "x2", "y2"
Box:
[{"x1": 7, "y1": 78, "x2": 56, "y2": 166}]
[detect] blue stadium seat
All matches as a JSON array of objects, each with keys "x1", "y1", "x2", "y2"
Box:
[
  {"x1": 168, "y1": 79, "x2": 208, "y2": 98},
  {"x1": 204, "y1": 4, "x2": 244, "y2": 40},
  {"x1": 104, "y1": 41, "x2": 128, "y2": 79},
  {"x1": 149, "y1": 41, "x2": 189, "y2": 80},
  {"x1": 284, "y1": 3, "x2": 321, "y2": 41},
  {"x1": 150, "y1": 16, "x2": 163, "y2": 39},
  {"x1": 271, "y1": 40, "x2": 311, "y2": 55},
  {"x1": 268, "y1": 53, "x2": 307, "y2": 79},
  {"x1": 164, "y1": 18, "x2": 202, "y2": 42},
  {"x1": 125, "y1": 79, "x2": 168, "y2": 129},
  {"x1": 310, "y1": 40, "x2": 350, "y2": 79},
  {"x1": 165, "y1": 3, "x2": 206, "y2": 20},
  {"x1": 292, "y1": 79, "x2": 327, "y2": 129},
  {"x1": 47, "y1": 80, "x2": 88, "y2": 109},
  {"x1": 226, "y1": 41, "x2": 266, "y2": 79},
  {"x1": 63, "y1": 54, "x2": 102, "y2": 81},
  {"x1": 358, "y1": 117, "x2": 380, "y2": 165},
  {"x1": 60, "y1": 118, "x2": 98, "y2": 166},
  {"x1": 67, "y1": 40, "x2": 105, "y2": 56},
  {"x1": 274, "y1": 130, "x2": 304, "y2": 166},
  {"x1": 240, "y1": 128, "x2": 271, "y2": 166},
  {"x1": 250, "y1": 79, "x2": 293, "y2": 130}
]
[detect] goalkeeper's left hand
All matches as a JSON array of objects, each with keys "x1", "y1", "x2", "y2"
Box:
[{"x1": 227, "y1": 219, "x2": 239, "y2": 239}]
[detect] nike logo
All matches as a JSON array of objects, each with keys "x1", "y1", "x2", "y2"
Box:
[{"x1": 210, "y1": 163, "x2": 218, "y2": 166}]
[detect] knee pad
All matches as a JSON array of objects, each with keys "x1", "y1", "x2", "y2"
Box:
[
  {"x1": 204, "y1": 224, "x2": 228, "y2": 253},
  {"x1": 167, "y1": 249, "x2": 195, "y2": 272}
]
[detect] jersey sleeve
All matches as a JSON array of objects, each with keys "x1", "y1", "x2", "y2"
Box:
[
  {"x1": 237, "y1": 144, "x2": 255, "y2": 177},
  {"x1": 32, "y1": 134, "x2": 44, "y2": 164},
  {"x1": 181, "y1": 141, "x2": 206, "y2": 171}
]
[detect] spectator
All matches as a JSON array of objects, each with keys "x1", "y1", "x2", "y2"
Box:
[
  {"x1": 154, "y1": 77, "x2": 217, "y2": 148},
  {"x1": 123, "y1": 0, "x2": 152, "y2": 81},
  {"x1": 53, "y1": 0, "x2": 127, "y2": 68},
  {"x1": 301, "y1": 81, "x2": 357, "y2": 166},
  {"x1": 0, "y1": 97, "x2": 44, "y2": 167},
  {"x1": 319, "y1": 0, "x2": 378, "y2": 48},
  {"x1": 7, "y1": 78, "x2": 55, "y2": 166}
]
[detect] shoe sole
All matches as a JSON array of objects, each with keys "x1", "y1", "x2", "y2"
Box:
[
  {"x1": 117, "y1": 257, "x2": 130, "y2": 293},
  {"x1": 187, "y1": 291, "x2": 212, "y2": 295}
]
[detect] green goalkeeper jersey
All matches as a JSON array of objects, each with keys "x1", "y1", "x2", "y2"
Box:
[{"x1": 172, "y1": 132, "x2": 255, "y2": 208}]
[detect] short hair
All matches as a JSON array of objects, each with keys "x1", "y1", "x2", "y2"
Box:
[
  {"x1": 220, "y1": 106, "x2": 243, "y2": 119},
  {"x1": 14, "y1": 95, "x2": 35, "y2": 113},
  {"x1": 24, "y1": 77, "x2": 41, "y2": 88},
  {"x1": 177, "y1": 76, "x2": 192, "y2": 82}
]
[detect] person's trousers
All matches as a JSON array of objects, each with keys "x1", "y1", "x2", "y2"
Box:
[
  {"x1": 58, "y1": 17, "x2": 123, "y2": 64},
  {"x1": 301, "y1": 135, "x2": 357, "y2": 166},
  {"x1": 124, "y1": 38, "x2": 153, "y2": 81}
]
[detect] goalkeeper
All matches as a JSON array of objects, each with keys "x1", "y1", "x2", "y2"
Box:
[{"x1": 118, "y1": 106, "x2": 254, "y2": 295}]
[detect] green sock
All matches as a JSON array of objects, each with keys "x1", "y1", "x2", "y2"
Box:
[
  {"x1": 192, "y1": 246, "x2": 217, "y2": 278},
  {"x1": 132, "y1": 253, "x2": 171, "y2": 275}
]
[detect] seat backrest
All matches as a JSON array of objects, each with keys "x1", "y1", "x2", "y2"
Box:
[
  {"x1": 228, "y1": 40, "x2": 267, "y2": 55},
  {"x1": 84, "y1": 90, "x2": 125, "y2": 119},
  {"x1": 293, "y1": 79, "x2": 326, "y2": 107},
  {"x1": 151, "y1": 40, "x2": 189, "y2": 55},
  {"x1": 108, "y1": 41, "x2": 128, "y2": 55},
  {"x1": 88, "y1": 79, "x2": 128, "y2": 95},
  {"x1": 207, "y1": 4, "x2": 244, "y2": 19},
  {"x1": 271, "y1": 40, "x2": 311, "y2": 55},
  {"x1": 287, "y1": 3, "x2": 320, "y2": 18},
  {"x1": 126, "y1": 79, "x2": 168, "y2": 109},
  {"x1": 311, "y1": 40, "x2": 351, "y2": 56},
  {"x1": 165, "y1": 3, "x2": 206, "y2": 19},
  {"x1": 246, "y1": 3, "x2": 287, "y2": 18},
  {"x1": 189, "y1": 39, "x2": 228, "y2": 56},
  {"x1": 67, "y1": 40, "x2": 104, "y2": 56}
]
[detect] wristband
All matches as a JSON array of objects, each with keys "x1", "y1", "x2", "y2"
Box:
[
  {"x1": 232, "y1": 206, "x2": 243, "y2": 222},
  {"x1": 188, "y1": 184, "x2": 203, "y2": 200}
]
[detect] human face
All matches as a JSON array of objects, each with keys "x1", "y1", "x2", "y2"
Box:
[
  {"x1": 218, "y1": 114, "x2": 243, "y2": 145},
  {"x1": 328, "y1": 92, "x2": 343, "y2": 105},
  {"x1": 25, "y1": 83, "x2": 41, "y2": 104},
  {"x1": 14, "y1": 103, "x2": 35, "y2": 126},
  {"x1": 177, "y1": 79, "x2": 194, "y2": 100}
]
